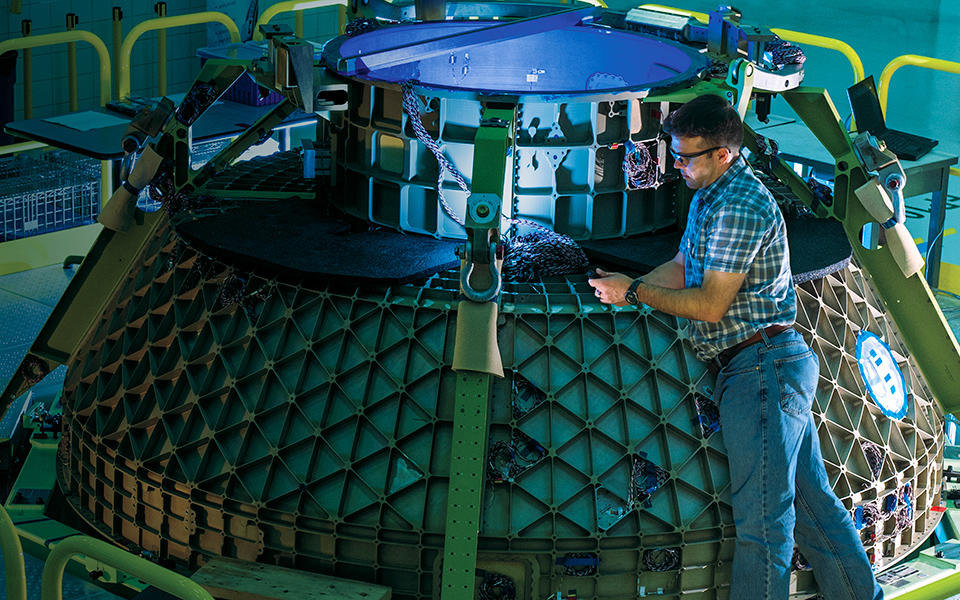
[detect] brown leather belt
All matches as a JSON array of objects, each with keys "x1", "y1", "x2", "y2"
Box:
[{"x1": 711, "y1": 324, "x2": 793, "y2": 371}]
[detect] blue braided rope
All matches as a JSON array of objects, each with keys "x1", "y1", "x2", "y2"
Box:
[
  {"x1": 401, "y1": 82, "x2": 468, "y2": 228},
  {"x1": 401, "y1": 81, "x2": 589, "y2": 279}
]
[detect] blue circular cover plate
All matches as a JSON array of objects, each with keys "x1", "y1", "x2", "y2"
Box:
[
  {"x1": 855, "y1": 331, "x2": 908, "y2": 420},
  {"x1": 325, "y1": 20, "x2": 709, "y2": 97}
]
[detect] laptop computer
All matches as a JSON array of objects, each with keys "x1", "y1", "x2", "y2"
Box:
[{"x1": 847, "y1": 75, "x2": 938, "y2": 161}]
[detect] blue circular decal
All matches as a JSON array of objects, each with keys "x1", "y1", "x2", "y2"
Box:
[{"x1": 855, "y1": 331, "x2": 908, "y2": 420}]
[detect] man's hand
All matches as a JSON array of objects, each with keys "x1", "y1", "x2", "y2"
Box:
[{"x1": 587, "y1": 269, "x2": 633, "y2": 306}]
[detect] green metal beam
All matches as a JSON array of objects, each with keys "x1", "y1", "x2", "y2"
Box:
[
  {"x1": 784, "y1": 87, "x2": 960, "y2": 415},
  {"x1": 0, "y1": 58, "x2": 283, "y2": 456},
  {"x1": 887, "y1": 571, "x2": 960, "y2": 600}
]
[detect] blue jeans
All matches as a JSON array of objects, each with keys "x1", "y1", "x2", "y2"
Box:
[{"x1": 715, "y1": 328, "x2": 883, "y2": 600}]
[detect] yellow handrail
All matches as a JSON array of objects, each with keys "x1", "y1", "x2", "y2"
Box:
[
  {"x1": 879, "y1": 54, "x2": 960, "y2": 178},
  {"x1": 0, "y1": 141, "x2": 47, "y2": 156},
  {"x1": 155, "y1": 3, "x2": 168, "y2": 96},
  {"x1": 118, "y1": 11, "x2": 240, "y2": 100},
  {"x1": 253, "y1": 0, "x2": 348, "y2": 41},
  {"x1": 879, "y1": 54, "x2": 960, "y2": 114},
  {"x1": 0, "y1": 506, "x2": 27, "y2": 600},
  {"x1": 66, "y1": 14, "x2": 79, "y2": 112},
  {"x1": 254, "y1": 0, "x2": 608, "y2": 40},
  {"x1": 0, "y1": 31, "x2": 112, "y2": 207},
  {"x1": 21, "y1": 20, "x2": 32, "y2": 120},
  {"x1": 770, "y1": 28, "x2": 863, "y2": 84},
  {"x1": 0, "y1": 30, "x2": 111, "y2": 108},
  {"x1": 637, "y1": 4, "x2": 708, "y2": 22},
  {"x1": 636, "y1": 5, "x2": 864, "y2": 85},
  {"x1": 41, "y1": 535, "x2": 214, "y2": 600}
]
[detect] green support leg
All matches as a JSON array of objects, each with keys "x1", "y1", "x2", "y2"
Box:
[
  {"x1": 784, "y1": 87, "x2": 960, "y2": 415},
  {"x1": 0, "y1": 59, "x2": 290, "y2": 466}
]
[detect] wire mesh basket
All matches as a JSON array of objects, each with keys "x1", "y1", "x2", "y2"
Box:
[{"x1": 0, "y1": 150, "x2": 101, "y2": 242}]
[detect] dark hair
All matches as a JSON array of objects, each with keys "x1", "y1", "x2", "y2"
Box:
[{"x1": 662, "y1": 94, "x2": 743, "y2": 150}]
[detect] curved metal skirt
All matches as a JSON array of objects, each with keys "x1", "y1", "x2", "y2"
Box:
[{"x1": 58, "y1": 224, "x2": 942, "y2": 599}]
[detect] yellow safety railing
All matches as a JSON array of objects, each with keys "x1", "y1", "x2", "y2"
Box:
[
  {"x1": 0, "y1": 141, "x2": 48, "y2": 156},
  {"x1": 0, "y1": 30, "x2": 113, "y2": 208},
  {"x1": 879, "y1": 54, "x2": 960, "y2": 178},
  {"x1": 253, "y1": 0, "x2": 348, "y2": 40},
  {"x1": 112, "y1": 8, "x2": 123, "y2": 100},
  {"x1": 118, "y1": 11, "x2": 240, "y2": 100},
  {"x1": 42, "y1": 535, "x2": 214, "y2": 600},
  {"x1": 0, "y1": 506, "x2": 27, "y2": 600},
  {"x1": 638, "y1": 3, "x2": 707, "y2": 21},
  {"x1": 0, "y1": 30, "x2": 111, "y2": 110},
  {"x1": 20, "y1": 20, "x2": 32, "y2": 120},
  {"x1": 637, "y1": 4, "x2": 864, "y2": 84}
]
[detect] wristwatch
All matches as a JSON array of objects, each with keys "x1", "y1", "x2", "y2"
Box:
[{"x1": 624, "y1": 277, "x2": 643, "y2": 306}]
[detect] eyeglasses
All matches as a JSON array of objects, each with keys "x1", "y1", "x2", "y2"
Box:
[{"x1": 669, "y1": 145, "x2": 726, "y2": 165}]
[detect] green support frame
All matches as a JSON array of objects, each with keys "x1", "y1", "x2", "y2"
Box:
[
  {"x1": 0, "y1": 58, "x2": 301, "y2": 429},
  {"x1": 781, "y1": 88, "x2": 960, "y2": 415}
]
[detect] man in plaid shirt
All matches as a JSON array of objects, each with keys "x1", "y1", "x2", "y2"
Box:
[{"x1": 589, "y1": 94, "x2": 882, "y2": 599}]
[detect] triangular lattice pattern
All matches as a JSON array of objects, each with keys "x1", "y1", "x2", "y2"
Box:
[{"x1": 58, "y1": 227, "x2": 942, "y2": 599}]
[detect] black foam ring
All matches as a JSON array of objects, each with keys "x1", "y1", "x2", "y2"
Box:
[
  {"x1": 786, "y1": 217, "x2": 852, "y2": 284},
  {"x1": 177, "y1": 198, "x2": 850, "y2": 288},
  {"x1": 176, "y1": 199, "x2": 460, "y2": 285},
  {"x1": 580, "y1": 216, "x2": 851, "y2": 284}
]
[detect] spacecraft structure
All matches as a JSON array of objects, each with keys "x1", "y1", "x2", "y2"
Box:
[{"x1": 2, "y1": 3, "x2": 959, "y2": 599}]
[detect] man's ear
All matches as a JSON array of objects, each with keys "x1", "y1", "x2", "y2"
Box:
[{"x1": 722, "y1": 146, "x2": 736, "y2": 164}]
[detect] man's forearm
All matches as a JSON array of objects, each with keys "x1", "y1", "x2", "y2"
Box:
[
  {"x1": 643, "y1": 260, "x2": 684, "y2": 290},
  {"x1": 636, "y1": 282, "x2": 722, "y2": 322}
]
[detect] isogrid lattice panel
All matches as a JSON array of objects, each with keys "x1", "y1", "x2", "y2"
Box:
[
  {"x1": 331, "y1": 83, "x2": 678, "y2": 241},
  {"x1": 203, "y1": 151, "x2": 317, "y2": 196},
  {"x1": 58, "y1": 226, "x2": 943, "y2": 599},
  {"x1": 488, "y1": 301, "x2": 733, "y2": 598},
  {"x1": 792, "y1": 263, "x2": 943, "y2": 576}
]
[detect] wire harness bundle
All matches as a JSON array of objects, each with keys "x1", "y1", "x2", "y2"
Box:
[
  {"x1": 477, "y1": 570, "x2": 517, "y2": 600},
  {"x1": 765, "y1": 36, "x2": 806, "y2": 69},
  {"x1": 401, "y1": 82, "x2": 589, "y2": 282},
  {"x1": 501, "y1": 231, "x2": 589, "y2": 282},
  {"x1": 511, "y1": 374, "x2": 547, "y2": 419},
  {"x1": 642, "y1": 547, "x2": 680, "y2": 572},
  {"x1": 861, "y1": 440, "x2": 886, "y2": 481},
  {"x1": 623, "y1": 139, "x2": 660, "y2": 190},
  {"x1": 693, "y1": 394, "x2": 721, "y2": 438},
  {"x1": 555, "y1": 553, "x2": 599, "y2": 577},
  {"x1": 629, "y1": 453, "x2": 670, "y2": 509},
  {"x1": 487, "y1": 431, "x2": 547, "y2": 483}
]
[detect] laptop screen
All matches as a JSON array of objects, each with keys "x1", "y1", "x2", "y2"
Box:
[{"x1": 847, "y1": 75, "x2": 886, "y2": 135}]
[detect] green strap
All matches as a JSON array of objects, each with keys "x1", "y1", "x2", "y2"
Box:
[{"x1": 439, "y1": 371, "x2": 491, "y2": 600}]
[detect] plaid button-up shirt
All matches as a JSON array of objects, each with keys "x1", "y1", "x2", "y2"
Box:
[{"x1": 680, "y1": 156, "x2": 796, "y2": 360}]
